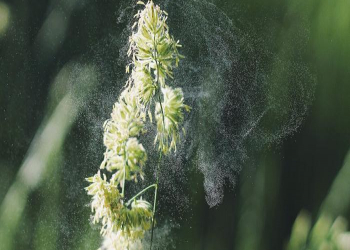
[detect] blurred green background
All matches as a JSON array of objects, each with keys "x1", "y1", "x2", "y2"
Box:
[{"x1": 0, "y1": 0, "x2": 350, "y2": 249}]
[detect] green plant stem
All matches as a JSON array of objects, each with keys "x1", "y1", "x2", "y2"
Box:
[
  {"x1": 149, "y1": 29, "x2": 166, "y2": 250},
  {"x1": 149, "y1": 89, "x2": 164, "y2": 250},
  {"x1": 122, "y1": 144, "x2": 127, "y2": 198},
  {"x1": 150, "y1": 151, "x2": 162, "y2": 250},
  {"x1": 126, "y1": 184, "x2": 157, "y2": 206}
]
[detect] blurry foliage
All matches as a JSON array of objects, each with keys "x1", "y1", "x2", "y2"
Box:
[
  {"x1": 287, "y1": 212, "x2": 350, "y2": 250},
  {"x1": 287, "y1": 149, "x2": 350, "y2": 250}
]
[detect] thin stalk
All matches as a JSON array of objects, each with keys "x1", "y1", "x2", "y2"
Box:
[
  {"x1": 122, "y1": 169, "x2": 126, "y2": 198},
  {"x1": 149, "y1": 29, "x2": 166, "y2": 250},
  {"x1": 122, "y1": 144, "x2": 127, "y2": 198},
  {"x1": 150, "y1": 152, "x2": 162, "y2": 250},
  {"x1": 158, "y1": 94, "x2": 166, "y2": 128},
  {"x1": 153, "y1": 39, "x2": 166, "y2": 128},
  {"x1": 126, "y1": 184, "x2": 157, "y2": 206}
]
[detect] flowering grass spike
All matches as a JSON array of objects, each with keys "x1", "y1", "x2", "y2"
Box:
[{"x1": 86, "y1": 1, "x2": 189, "y2": 249}]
